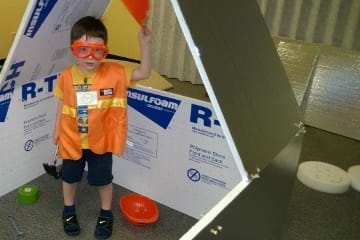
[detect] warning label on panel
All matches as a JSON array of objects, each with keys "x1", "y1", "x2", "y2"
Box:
[
  {"x1": 189, "y1": 144, "x2": 229, "y2": 169},
  {"x1": 122, "y1": 125, "x2": 158, "y2": 169}
]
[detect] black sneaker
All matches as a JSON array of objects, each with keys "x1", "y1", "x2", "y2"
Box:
[
  {"x1": 94, "y1": 216, "x2": 113, "y2": 239},
  {"x1": 63, "y1": 212, "x2": 81, "y2": 236}
]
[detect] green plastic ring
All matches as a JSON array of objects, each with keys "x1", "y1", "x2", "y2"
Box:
[{"x1": 17, "y1": 184, "x2": 39, "y2": 204}]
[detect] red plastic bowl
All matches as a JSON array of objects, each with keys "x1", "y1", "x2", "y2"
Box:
[
  {"x1": 123, "y1": 215, "x2": 147, "y2": 226},
  {"x1": 119, "y1": 193, "x2": 159, "y2": 225}
]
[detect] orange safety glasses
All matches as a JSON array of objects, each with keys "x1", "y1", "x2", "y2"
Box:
[{"x1": 71, "y1": 40, "x2": 109, "y2": 61}]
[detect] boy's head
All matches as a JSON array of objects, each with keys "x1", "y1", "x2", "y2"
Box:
[
  {"x1": 71, "y1": 16, "x2": 108, "y2": 44},
  {"x1": 70, "y1": 16, "x2": 108, "y2": 72}
]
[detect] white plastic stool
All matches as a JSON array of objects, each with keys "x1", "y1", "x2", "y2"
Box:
[
  {"x1": 297, "y1": 161, "x2": 350, "y2": 194},
  {"x1": 348, "y1": 165, "x2": 360, "y2": 192}
]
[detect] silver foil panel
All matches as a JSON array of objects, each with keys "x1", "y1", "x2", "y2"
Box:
[
  {"x1": 277, "y1": 41, "x2": 320, "y2": 107},
  {"x1": 305, "y1": 47, "x2": 360, "y2": 140}
]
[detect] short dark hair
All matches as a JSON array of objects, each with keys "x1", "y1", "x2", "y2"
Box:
[{"x1": 70, "y1": 16, "x2": 108, "y2": 44}]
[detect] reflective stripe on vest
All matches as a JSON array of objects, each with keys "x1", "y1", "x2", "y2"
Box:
[
  {"x1": 89, "y1": 98, "x2": 127, "y2": 109},
  {"x1": 62, "y1": 98, "x2": 127, "y2": 118}
]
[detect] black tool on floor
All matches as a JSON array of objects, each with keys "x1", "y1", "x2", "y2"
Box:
[{"x1": 43, "y1": 145, "x2": 61, "y2": 179}]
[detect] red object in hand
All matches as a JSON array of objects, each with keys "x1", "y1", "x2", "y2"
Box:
[{"x1": 122, "y1": 0, "x2": 150, "y2": 25}]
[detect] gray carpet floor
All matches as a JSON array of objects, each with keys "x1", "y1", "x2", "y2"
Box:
[
  {"x1": 0, "y1": 174, "x2": 196, "y2": 240},
  {"x1": 281, "y1": 127, "x2": 360, "y2": 240}
]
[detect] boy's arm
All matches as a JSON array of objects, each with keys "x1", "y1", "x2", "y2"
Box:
[
  {"x1": 53, "y1": 99, "x2": 63, "y2": 144},
  {"x1": 131, "y1": 26, "x2": 152, "y2": 81}
]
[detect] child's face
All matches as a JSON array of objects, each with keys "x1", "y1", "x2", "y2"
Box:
[{"x1": 72, "y1": 35, "x2": 107, "y2": 73}]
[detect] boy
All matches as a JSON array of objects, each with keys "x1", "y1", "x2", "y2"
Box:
[{"x1": 53, "y1": 16, "x2": 151, "y2": 239}]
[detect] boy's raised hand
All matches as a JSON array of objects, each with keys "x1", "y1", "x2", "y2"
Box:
[
  {"x1": 139, "y1": 25, "x2": 152, "y2": 49},
  {"x1": 131, "y1": 25, "x2": 152, "y2": 81}
]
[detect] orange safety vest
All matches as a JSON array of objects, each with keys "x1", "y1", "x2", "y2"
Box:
[{"x1": 58, "y1": 63, "x2": 128, "y2": 160}]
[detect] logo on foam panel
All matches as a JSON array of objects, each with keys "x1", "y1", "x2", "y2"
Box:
[
  {"x1": 187, "y1": 168, "x2": 201, "y2": 182},
  {"x1": 24, "y1": 139, "x2": 34, "y2": 151},
  {"x1": 127, "y1": 88, "x2": 181, "y2": 129},
  {"x1": 0, "y1": 61, "x2": 26, "y2": 122},
  {"x1": 24, "y1": 0, "x2": 58, "y2": 38}
]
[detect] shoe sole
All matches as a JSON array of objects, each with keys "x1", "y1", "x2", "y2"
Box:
[
  {"x1": 65, "y1": 230, "x2": 81, "y2": 236},
  {"x1": 94, "y1": 235, "x2": 112, "y2": 240}
]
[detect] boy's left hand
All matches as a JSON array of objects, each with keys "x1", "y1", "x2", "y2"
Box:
[{"x1": 132, "y1": 23, "x2": 152, "y2": 81}]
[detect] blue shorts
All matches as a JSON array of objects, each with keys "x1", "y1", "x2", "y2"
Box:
[{"x1": 61, "y1": 150, "x2": 113, "y2": 186}]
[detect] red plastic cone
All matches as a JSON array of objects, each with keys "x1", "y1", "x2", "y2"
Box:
[{"x1": 122, "y1": 0, "x2": 150, "y2": 25}]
